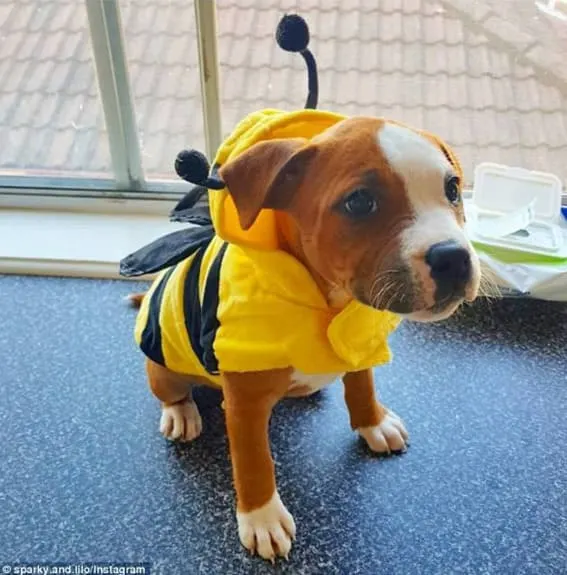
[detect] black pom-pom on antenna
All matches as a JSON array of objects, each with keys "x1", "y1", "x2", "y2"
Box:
[
  {"x1": 275, "y1": 14, "x2": 318, "y2": 109},
  {"x1": 175, "y1": 149, "x2": 209, "y2": 182},
  {"x1": 174, "y1": 149, "x2": 224, "y2": 190},
  {"x1": 276, "y1": 14, "x2": 310, "y2": 53}
]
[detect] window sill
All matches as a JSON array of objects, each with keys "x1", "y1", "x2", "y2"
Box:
[
  {"x1": 1, "y1": 192, "x2": 564, "y2": 281},
  {"x1": 0, "y1": 208, "x2": 187, "y2": 280}
]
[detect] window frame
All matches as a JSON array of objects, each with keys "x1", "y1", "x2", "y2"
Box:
[{"x1": 0, "y1": 0, "x2": 223, "y2": 211}]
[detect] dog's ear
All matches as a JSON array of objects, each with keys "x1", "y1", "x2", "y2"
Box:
[{"x1": 219, "y1": 138, "x2": 316, "y2": 230}]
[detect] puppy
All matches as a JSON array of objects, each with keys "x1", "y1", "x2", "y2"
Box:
[{"x1": 127, "y1": 113, "x2": 481, "y2": 561}]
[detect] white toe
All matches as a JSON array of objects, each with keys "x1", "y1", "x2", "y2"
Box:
[
  {"x1": 270, "y1": 522, "x2": 292, "y2": 557},
  {"x1": 255, "y1": 528, "x2": 273, "y2": 561},
  {"x1": 359, "y1": 410, "x2": 409, "y2": 454},
  {"x1": 160, "y1": 400, "x2": 202, "y2": 442},
  {"x1": 237, "y1": 491, "x2": 295, "y2": 561}
]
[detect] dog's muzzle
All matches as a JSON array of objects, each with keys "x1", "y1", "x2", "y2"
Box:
[{"x1": 425, "y1": 240, "x2": 472, "y2": 303}]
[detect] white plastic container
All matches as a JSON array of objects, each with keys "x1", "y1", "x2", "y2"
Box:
[{"x1": 466, "y1": 162, "x2": 566, "y2": 258}]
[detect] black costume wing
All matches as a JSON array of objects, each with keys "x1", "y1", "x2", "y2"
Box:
[
  {"x1": 119, "y1": 188, "x2": 214, "y2": 278},
  {"x1": 169, "y1": 185, "x2": 212, "y2": 226}
]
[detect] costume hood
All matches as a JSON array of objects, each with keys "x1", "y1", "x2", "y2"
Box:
[{"x1": 209, "y1": 108, "x2": 345, "y2": 251}]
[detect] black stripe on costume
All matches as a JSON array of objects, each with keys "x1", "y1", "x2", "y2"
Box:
[
  {"x1": 200, "y1": 242, "x2": 229, "y2": 374},
  {"x1": 183, "y1": 247, "x2": 207, "y2": 374},
  {"x1": 183, "y1": 241, "x2": 228, "y2": 375},
  {"x1": 140, "y1": 267, "x2": 176, "y2": 366}
]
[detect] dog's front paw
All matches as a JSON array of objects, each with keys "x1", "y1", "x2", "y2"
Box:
[
  {"x1": 237, "y1": 491, "x2": 296, "y2": 562},
  {"x1": 359, "y1": 410, "x2": 409, "y2": 454},
  {"x1": 159, "y1": 399, "x2": 202, "y2": 442}
]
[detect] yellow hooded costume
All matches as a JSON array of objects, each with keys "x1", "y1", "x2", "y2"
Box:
[
  {"x1": 120, "y1": 17, "x2": 400, "y2": 387},
  {"x1": 122, "y1": 109, "x2": 400, "y2": 386}
]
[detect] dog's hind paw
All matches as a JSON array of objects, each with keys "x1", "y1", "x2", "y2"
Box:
[
  {"x1": 237, "y1": 491, "x2": 296, "y2": 562},
  {"x1": 160, "y1": 399, "x2": 202, "y2": 442},
  {"x1": 358, "y1": 410, "x2": 409, "y2": 454}
]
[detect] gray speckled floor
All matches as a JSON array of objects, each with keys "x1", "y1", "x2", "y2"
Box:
[{"x1": 1, "y1": 275, "x2": 566, "y2": 575}]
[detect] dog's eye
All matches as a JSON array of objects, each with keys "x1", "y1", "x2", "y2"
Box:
[
  {"x1": 445, "y1": 176, "x2": 460, "y2": 205},
  {"x1": 341, "y1": 189, "x2": 377, "y2": 218}
]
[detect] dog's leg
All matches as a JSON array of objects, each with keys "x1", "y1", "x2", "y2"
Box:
[
  {"x1": 146, "y1": 358, "x2": 202, "y2": 442},
  {"x1": 223, "y1": 369, "x2": 295, "y2": 562},
  {"x1": 343, "y1": 369, "x2": 409, "y2": 454}
]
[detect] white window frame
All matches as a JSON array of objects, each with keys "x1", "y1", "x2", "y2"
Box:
[{"x1": 0, "y1": 0, "x2": 222, "y2": 211}]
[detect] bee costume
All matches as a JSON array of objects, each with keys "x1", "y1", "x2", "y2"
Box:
[{"x1": 120, "y1": 15, "x2": 401, "y2": 385}]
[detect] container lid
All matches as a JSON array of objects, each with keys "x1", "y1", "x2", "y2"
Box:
[{"x1": 473, "y1": 162, "x2": 562, "y2": 221}]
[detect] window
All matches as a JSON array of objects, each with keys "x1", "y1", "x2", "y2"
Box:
[
  {"x1": 0, "y1": 0, "x2": 218, "y2": 201},
  {"x1": 0, "y1": 2, "x2": 112, "y2": 177},
  {"x1": 214, "y1": 0, "x2": 567, "y2": 189},
  {"x1": 0, "y1": 0, "x2": 565, "y2": 279}
]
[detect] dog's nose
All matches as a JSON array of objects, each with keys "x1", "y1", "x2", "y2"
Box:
[{"x1": 425, "y1": 240, "x2": 471, "y2": 297}]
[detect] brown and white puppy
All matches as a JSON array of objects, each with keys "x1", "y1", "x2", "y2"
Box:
[{"x1": 141, "y1": 117, "x2": 480, "y2": 562}]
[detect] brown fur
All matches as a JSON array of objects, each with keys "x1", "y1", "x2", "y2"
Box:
[
  {"x1": 147, "y1": 358, "x2": 216, "y2": 404},
  {"x1": 223, "y1": 369, "x2": 293, "y2": 512},
  {"x1": 343, "y1": 369, "x2": 386, "y2": 430},
  {"x1": 126, "y1": 293, "x2": 145, "y2": 308}
]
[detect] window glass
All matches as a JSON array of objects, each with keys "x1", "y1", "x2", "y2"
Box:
[
  {"x1": 216, "y1": 0, "x2": 567, "y2": 187},
  {"x1": 122, "y1": 0, "x2": 205, "y2": 181},
  {"x1": 0, "y1": 1, "x2": 111, "y2": 177}
]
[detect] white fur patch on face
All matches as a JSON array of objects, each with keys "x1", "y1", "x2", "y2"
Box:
[
  {"x1": 377, "y1": 122, "x2": 470, "y2": 255},
  {"x1": 401, "y1": 208, "x2": 470, "y2": 257},
  {"x1": 377, "y1": 122, "x2": 452, "y2": 213}
]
